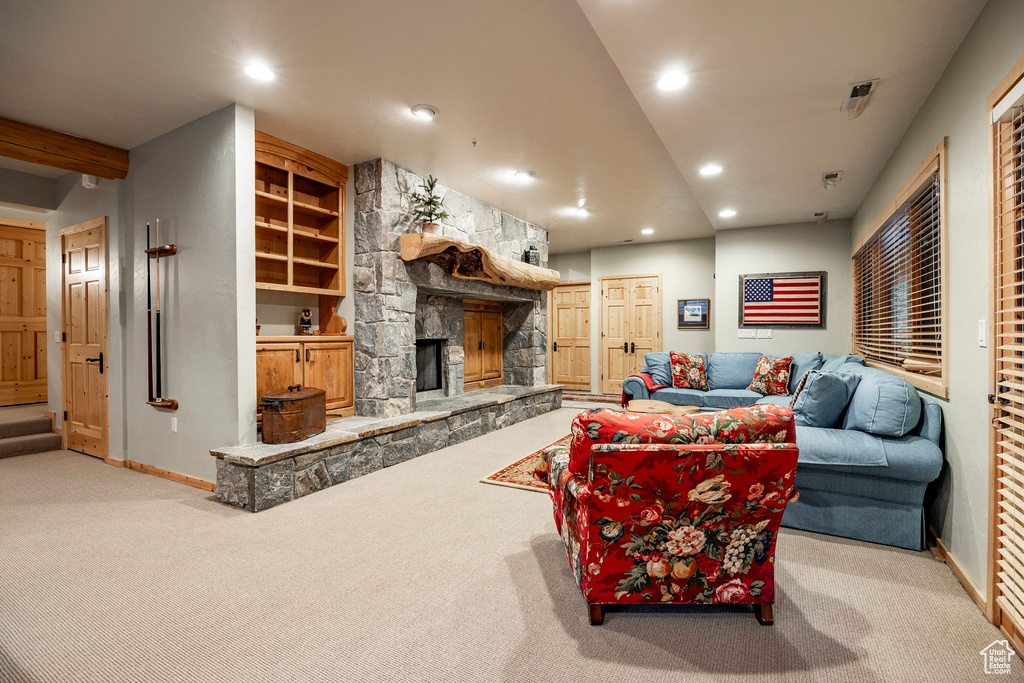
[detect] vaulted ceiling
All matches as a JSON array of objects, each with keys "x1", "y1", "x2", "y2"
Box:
[{"x1": 0, "y1": 0, "x2": 986, "y2": 251}]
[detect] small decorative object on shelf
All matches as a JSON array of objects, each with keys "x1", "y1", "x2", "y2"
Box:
[
  {"x1": 410, "y1": 175, "x2": 449, "y2": 235},
  {"x1": 256, "y1": 318, "x2": 261, "y2": 336},
  {"x1": 298, "y1": 307, "x2": 313, "y2": 335},
  {"x1": 145, "y1": 219, "x2": 179, "y2": 411},
  {"x1": 523, "y1": 246, "x2": 540, "y2": 266}
]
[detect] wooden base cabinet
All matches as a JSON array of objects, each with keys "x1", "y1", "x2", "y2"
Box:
[
  {"x1": 464, "y1": 299, "x2": 503, "y2": 392},
  {"x1": 256, "y1": 337, "x2": 354, "y2": 419}
]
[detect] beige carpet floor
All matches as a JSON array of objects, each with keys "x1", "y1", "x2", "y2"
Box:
[{"x1": 0, "y1": 407, "x2": 1012, "y2": 682}]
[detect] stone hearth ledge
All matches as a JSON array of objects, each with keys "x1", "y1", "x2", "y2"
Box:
[{"x1": 211, "y1": 385, "x2": 564, "y2": 511}]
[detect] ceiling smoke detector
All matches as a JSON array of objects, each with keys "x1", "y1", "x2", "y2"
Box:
[
  {"x1": 840, "y1": 79, "x2": 879, "y2": 120},
  {"x1": 822, "y1": 171, "x2": 843, "y2": 191}
]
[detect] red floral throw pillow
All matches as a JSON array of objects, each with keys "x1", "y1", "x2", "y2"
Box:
[
  {"x1": 748, "y1": 355, "x2": 793, "y2": 396},
  {"x1": 669, "y1": 352, "x2": 709, "y2": 391}
]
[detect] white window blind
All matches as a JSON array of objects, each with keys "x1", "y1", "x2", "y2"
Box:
[{"x1": 852, "y1": 151, "x2": 945, "y2": 395}]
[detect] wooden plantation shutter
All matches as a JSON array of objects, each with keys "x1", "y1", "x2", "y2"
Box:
[
  {"x1": 989, "y1": 56, "x2": 1024, "y2": 647},
  {"x1": 851, "y1": 140, "x2": 948, "y2": 397}
]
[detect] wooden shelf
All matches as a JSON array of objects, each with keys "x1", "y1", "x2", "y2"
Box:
[
  {"x1": 255, "y1": 190, "x2": 288, "y2": 205},
  {"x1": 293, "y1": 200, "x2": 338, "y2": 218},
  {"x1": 294, "y1": 257, "x2": 338, "y2": 269},
  {"x1": 254, "y1": 131, "x2": 347, "y2": 297},
  {"x1": 257, "y1": 282, "x2": 342, "y2": 296},
  {"x1": 256, "y1": 252, "x2": 288, "y2": 262},
  {"x1": 256, "y1": 221, "x2": 288, "y2": 234},
  {"x1": 293, "y1": 228, "x2": 338, "y2": 244},
  {"x1": 256, "y1": 335, "x2": 353, "y2": 343},
  {"x1": 400, "y1": 233, "x2": 559, "y2": 291}
]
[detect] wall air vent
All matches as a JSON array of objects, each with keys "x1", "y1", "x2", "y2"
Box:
[
  {"x1": 813, "y1": 211, "x2": 828, "y2": 222},
  {"x1": 840, "y1": 79, "x2": 879, "y2": 120},
  {"x1": 822, "y1": 171, "x2": 843, "y2": 191}
]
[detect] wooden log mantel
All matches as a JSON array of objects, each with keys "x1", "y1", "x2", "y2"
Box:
[{"x1": 399, "y1": 233, "x2": 560, "y2": 291}]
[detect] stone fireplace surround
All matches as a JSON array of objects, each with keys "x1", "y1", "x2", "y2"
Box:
[
  {"x1": 353, "y1": 158, "x2": 550, "y2": 418},
  {"x1": 211, "y1": 159, "x2": 562, "y2": 512}
]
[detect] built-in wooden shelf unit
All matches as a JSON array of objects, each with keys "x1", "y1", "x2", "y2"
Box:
[{"x1": 254, "y1": 132, "x2": 348, "y2": 297}]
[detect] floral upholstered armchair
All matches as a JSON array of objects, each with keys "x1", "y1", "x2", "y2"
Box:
[{"x1": 542, "y1": 404, "x2": 799, "y2": 625}]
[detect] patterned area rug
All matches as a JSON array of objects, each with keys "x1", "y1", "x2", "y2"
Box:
[{"x1": 480, "y1": 435, "x2": 571, "y2": 492}]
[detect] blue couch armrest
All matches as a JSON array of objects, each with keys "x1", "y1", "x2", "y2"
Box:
[{"x1": 621, "y1": 376, "x2": 650, "y2": 401}]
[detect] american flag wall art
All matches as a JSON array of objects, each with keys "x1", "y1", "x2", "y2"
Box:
[{"x1": 738, "y1": 272, "x2": 826, "y2": 328}]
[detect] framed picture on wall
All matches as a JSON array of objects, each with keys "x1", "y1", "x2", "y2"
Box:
[
  {"x1": 677, "y1": 299, "x2": 710, "y2": 329},
  {"x1": 738, "y1": 271, "x2": 826, "y2": 328}
]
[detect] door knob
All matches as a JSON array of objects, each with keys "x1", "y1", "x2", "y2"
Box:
[
  {"x1": 630, "y1": 342, "x2": 636, "y2": 354},
  {"x1": 553, "y1": 341, "x2": 558, "y2": 352},
  {"x1": 622, "y1": 342, "x2": 628, "y2": 352},
  {"x1": 85, "y1": 352, "x2": 104, "y2": 374}
]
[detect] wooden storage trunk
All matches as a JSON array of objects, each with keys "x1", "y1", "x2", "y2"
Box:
[{"x1": 259, "y1": 385, "x2": 326, "y2": 444}]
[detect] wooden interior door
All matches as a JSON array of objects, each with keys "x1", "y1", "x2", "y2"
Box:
[
  {"x1": 600, "y1": 275, "x2": 662, "y2": 395},
  {"x1": 463, "y1": 310, "x2": 482, "y2": 383},
  {"x1": 304, "y1": 341, "x2": 353, "y2": 412},
  {"x1": 256, "y1": 343, "x2": 304, "y2": 412},
  {"x1": 552, "y1": 283, "x2": 591, "y2": 390},
  {"x1": 61, "y1": 218, "x2": 108, "y2": 458},
  {"x1": 629, "y1": 276, "x2": 662, "y2": 375},
  {"x1": 0, "y1": 220, "x2": 47, "y2": 406},
  {"x1": 481, "y1": 311, "x2": 503, "y2": 380},
  {"x1": 600, "y1": 278, "x2": 631, "y2": 395}
]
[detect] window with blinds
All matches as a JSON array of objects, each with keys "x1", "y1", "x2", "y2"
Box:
[
  {"x1": 990, "y1": 59, "x2": 1024, "y2": 643},
  {"x1": 852, "y1": 141, "x2": 947, "y2": 397}
]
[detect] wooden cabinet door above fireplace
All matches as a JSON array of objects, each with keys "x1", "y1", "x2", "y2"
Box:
[{"x1": 464, "y1": 300, "x2": 503, "y2": 392}]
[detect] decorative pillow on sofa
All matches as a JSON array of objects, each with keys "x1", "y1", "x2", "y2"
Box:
[
  {"x1": 641, "y1": 352, "x2": 674, "y2": 387},
  {"x1": 789, "y1": 370, "x2": 862, "y2": 427},
  {"x1": 841, "y1": 367, "x2": 922, "y2": 437},
  {"x1": 783, "y1": 352, "x2": 823, "y2": 394},
  {"x1": 567, "y1": 403, "x2": 795, "y2": 477},
  {"x1": 748, "y1": 355, "x2": 793, "y2": 396},
  {"x1": 669, "y1": 352, "x2": 709, "y2": 391}
]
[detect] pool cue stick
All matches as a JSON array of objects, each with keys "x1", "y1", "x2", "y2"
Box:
[
  {"x1": 155, "y1": 219, "x2": 162, "y2": 400},
  {"x1": 146, "y1": 222, "x2": 153, "y2": 402}
]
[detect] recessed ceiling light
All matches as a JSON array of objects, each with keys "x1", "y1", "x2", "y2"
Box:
[
  {"x1": 575, "y1": 207, "x2": 589, "y2": 218},
  {"x1": 699, "y1": 164, "x2": 722, "y2": 176},
  {"x1": 411, "y1": 104, "x2": 438, "y2": 120},
  {"x1": 656, "y1": 70, "x2": 689, "y2": 91},
  {"x1": 244, "y1": 63, "x2": 275, "y2": 81},
  {"x1": 719, "y1": 209, "x2": 737, "y2": 218},
  {"x1": 641, "y1": 228, "x2": 654, "y2": 235},
  {"x1": 513, "y1": 170, "x2": 535, "y2": 180}
]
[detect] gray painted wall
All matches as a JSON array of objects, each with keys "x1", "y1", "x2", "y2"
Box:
[
  {"x1": 123, "y1": 104, "x2": 256, "y2": 480},
  {"x1": 0, "y1": 168, "x2": 56, "y2": 211},
  {"x1": 714, "y1": 221, "x2": 853, "y2": 355},
  {"x1": 850, "y1": 0, "x2": 1024, "y2": 593}
]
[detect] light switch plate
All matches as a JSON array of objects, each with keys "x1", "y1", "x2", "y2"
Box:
[
  {"x1": 171, "y1": 417, "x2": 178, "y2": 433},
  {"x1": 979, "y1": 319, "x2": 988, "y2": 348},
  {"x1": 756, "y1": 328, "x2": 773, "y2": 339},
  {"x1": 738, "y1": 329, "x2": 756, "y2": 339},
  {"x1": 54, "y1": 330, "x2": 61, "y2": 344}
]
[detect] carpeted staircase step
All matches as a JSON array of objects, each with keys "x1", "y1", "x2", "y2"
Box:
[
  {"x1": 0, "y1": 432, "x2": 63, "y2": 459},
  {"x1": 0, "y1": 416, "x2": 53, "y2": 440}
]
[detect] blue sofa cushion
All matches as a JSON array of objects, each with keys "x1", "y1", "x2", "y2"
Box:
[
  {"x1": 842, "y1": 367, "x2": 922, "y2": 437},
  {"x1": 795, "y1": 425, "x2": 888, "y2": 467},
  {"x1": 791, "y1": 370, "x2": 861, "y2": 428},
  {"x1": 707, "y1": 352, "x2": 762, "y2": 390},
  {"x1": 756, "y1": 395, "x2": 793, "y2": 407},
  {"x1": 651, "y1": 387, "x2": 704, "y2": 407},
  {"x1": 640, "y1": 352, "x2": 672, "y2": 386},
  {"x1": 820, "y1": 354, "x2": 865, "y2": 372},
  {"x1": 702, "y1": 389, "x2": 762, "y2": 409},
  {"x1": 779, "y1": 352, "x2": 824, "y2": 393},
  {"x1": 795, "y1": 428, "x2": 943, "y2": 481}
]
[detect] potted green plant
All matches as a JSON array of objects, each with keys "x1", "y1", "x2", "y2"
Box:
[{"x1": 410, "y1": 175, "x2": 450, "y2": 234}]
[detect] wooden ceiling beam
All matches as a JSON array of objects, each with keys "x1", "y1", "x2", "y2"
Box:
[{"x1": 0, "y1": 117, "x2": 129, "y2": 180}]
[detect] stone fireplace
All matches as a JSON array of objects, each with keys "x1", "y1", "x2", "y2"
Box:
[{"x1": 353, "y1": 159, "x2": 550, "y2": 418}]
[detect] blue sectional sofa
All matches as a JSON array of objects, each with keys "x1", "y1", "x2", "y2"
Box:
[{"x1": 621, "y1": 351, "x2": 944, "y2": 550}]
